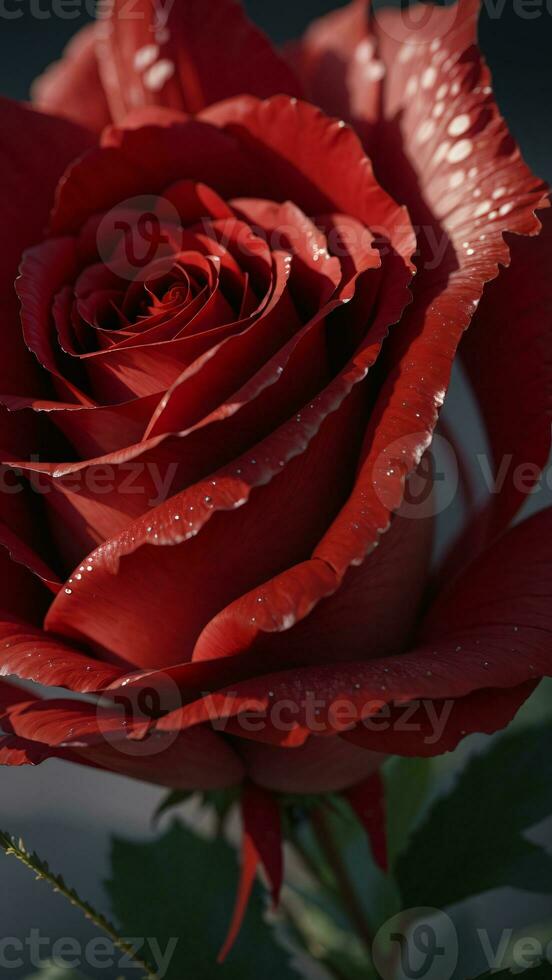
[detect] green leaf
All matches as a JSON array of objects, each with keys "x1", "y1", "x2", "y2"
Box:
[
  {"x1": 106, "y1": 821, "x2": 302, "y2": 980},
  {"x1": 397, "y1": 721, "x2": 552, "y2": 910},
  {"x1": 153, "y1": 787, "x2": 240, "y2": 829},
  {"x1": 384, "y1": 756, "x2": 435, "y2": 867},
  {"x1": 153, "y1": 790, "x2": 194, "y2": 824}
]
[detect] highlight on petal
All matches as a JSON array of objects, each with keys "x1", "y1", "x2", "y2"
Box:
[
  {"x1": 0, "y1": 617, "x2": 124, "y2": 693},
  {"x1": 96, "y1": 0, "x2": 301, "y2": 121}
]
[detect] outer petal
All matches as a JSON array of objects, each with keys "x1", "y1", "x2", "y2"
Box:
[
  {"x1": 193, "y1": 491, "x2": 433, "y2": 666},
  {"x1": 235, "y1": 736, "x2": 384, "y2": 794},
  {"x1": 0, "y1": 735, "x2": 52, "y2": 767},
  {"x1": 0, "y1": 98, "x2": 93, "y2": 397},
  {"x1": 157, "y1": 507, "x2": 552, "y2": 754},
  {"x1": 292, "y1": 0, "x2": 548, "y2": 569},
  {"x1": 32, "y1": 24, "x2": 111, "y2": 133},
  {"x1": 2, "y1": 697, "x2": 244, "y2": 789},
  {"x1": 96, "y1": 0, "x2": 301, "y2": 121},
  {"x1": 45, "y1": 386, "x2": 369, "y2": 666},
  {"x1": 0, "y1": 617, "x2": 123, "y2": 693},
  {"x1": 460, "y1": 205, "x2": 552, "y2": 539}
]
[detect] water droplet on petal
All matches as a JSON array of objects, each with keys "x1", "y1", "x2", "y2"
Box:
[
  {"x1": 448, "y1": 113, "x2": 471, "y2": 137},
  {"x1": 447, "y1": 139, "x2": 472, "y2": 164},
  {"x1": 143, "y1": 58, "x2": 175, "y2": 92},
  {"x1": 421, "y1": 66, "x2": 437, "y2": 89}
]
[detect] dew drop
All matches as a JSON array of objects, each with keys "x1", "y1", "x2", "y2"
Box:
[
  {"x1": 449, "y1": 170, "x2": 464, "y2": 189},
  {"x1": 143, "y1": 58, "x2": 175, "y2": 92},
  {"x1": 474, "y1": 200, "x2": 491, "y2": 217},
  {"x1": 447, "y1": 139, "x2": 472, "y2": 164},
  {"x1": 448, "y1": 113, "x2": 471, "y2": 137},
  {"x1": 416, "y1": 119, "x2": 436, "y2": 145},
  {"x1": 366, "y1": 60, "x2": 386, "y2": 82},
  {"x1": 133, "y1": 44, "x2": 159, "y2": 71},
  {"x1": 421, "y1": 66, "x2": 437, "y2": 89},
  {"x1": 355, "y1": 38, "x2": 375, "y2": 64}
]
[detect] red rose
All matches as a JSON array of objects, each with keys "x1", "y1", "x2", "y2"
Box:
[{"x1": 1, "y1": 0, "x2": 551, "y2": 935}]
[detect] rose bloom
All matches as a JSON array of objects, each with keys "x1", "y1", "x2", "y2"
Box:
[{"x1": 0, "y1": 0, "x2": 551, "y2": 936}]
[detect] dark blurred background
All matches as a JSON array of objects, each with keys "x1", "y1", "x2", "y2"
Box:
[{"x1": 0, "y1": 3, "x2": 551, "y2": 978}]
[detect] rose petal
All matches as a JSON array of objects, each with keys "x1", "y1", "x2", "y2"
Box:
[
  {"x1": 193, "y1": 491, "x2": 433, "y2": 665},
  {"x1": 248, "y1": 0, "x2": 550, "y2": 630},
  {"x1": 96, "y1": 0, "x2": 301, "y2": 121},
  {"x1": 0, "y1": 98, "x2": 93, "y2": 398},
  {"x1": 156, "y1": 506, "x2": 552, "y2": 747},
  {"x1": 32, "y1": 23, "x2": 111, "y2": 133},
  {"x1": 0, "y1": 617, "x2": 124, "y2": 692},
  {"x1": 460, "y1": 205, "x2": 552, "y2": 540},
  {"x1": 236, "y1": 736, "x2": 384, "y2": 794},
  {"x1": 3, "y1": 696, "x2": 244, "y2": 788}
]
